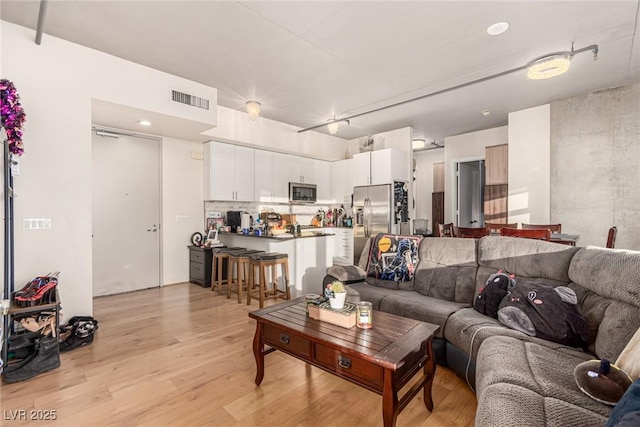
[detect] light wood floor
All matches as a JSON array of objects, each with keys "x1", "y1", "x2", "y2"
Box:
[{"x1": 1, "y1": 283, "x2": 477, "y2": 426}]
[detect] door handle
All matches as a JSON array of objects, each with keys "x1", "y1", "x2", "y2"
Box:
[{"x1": 147, "y1": 224, "x2": 158, "y2": 232}]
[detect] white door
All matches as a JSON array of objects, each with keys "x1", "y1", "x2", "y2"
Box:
[{"x1": 92, "y1": 131, "x2": 161, "y2": 296}]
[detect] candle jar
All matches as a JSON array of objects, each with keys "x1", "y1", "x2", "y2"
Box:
[{"x1": 356, "y1": 301, "x2": 373, "y2": 329}]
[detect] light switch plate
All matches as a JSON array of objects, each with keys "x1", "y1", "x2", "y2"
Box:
[{"x1": 23, "y1": 218, "x2": 52, "y2": 229}]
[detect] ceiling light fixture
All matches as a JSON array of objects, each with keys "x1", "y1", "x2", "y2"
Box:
[
  {"x1": 298, "y1": 43, "x2": 598, "y2": 135},
  {"x1": 246, "y1": 101, "x2": 261, "y2": 121},
  {"x1": 327, "y1": 117, "x2": 350, "y2": 135},
  {"x1": 527, "y1": 54, "x2": 571, "y2": 80},
  {"x1": 481, "y1": 109, "x2": 491, "y2": 117},
  {"x1": 412, "y1": 139, "x2": 426, "y2": 149},
  {"x1": 487, "y1": 21, "x2": 509, "y2": 36},
  {"x1": 327, "y1": 120, "x2": 339, "y2": 135},
  {"x1": 138, "y1": 120, "x2": 151, "y2": 126}
]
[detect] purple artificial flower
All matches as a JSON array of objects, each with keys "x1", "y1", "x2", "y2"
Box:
[{"x1": 0, "y1": 78, "x2": 26, "y2": 156}]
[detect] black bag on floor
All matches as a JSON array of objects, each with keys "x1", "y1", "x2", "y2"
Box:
[{"x1": 59, "y1": 316, "x2": 98, "y2": 352}]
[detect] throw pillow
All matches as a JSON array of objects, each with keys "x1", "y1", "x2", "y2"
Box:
[
  {"x1": 473, "y1": 270, "x2": 515, "y2": 319},
  {"x1": 616, "y1": 326, "x2": 640, "y2": 381},
  {"x1": 574, "y1": 359, "x2": 632, "y2": 406},
  {"x1": 366, "y1": 234, "x2": 421, "y2": 282},
  {"x1": 497, "y1": 282, "x2": 589, "y2": 346}
]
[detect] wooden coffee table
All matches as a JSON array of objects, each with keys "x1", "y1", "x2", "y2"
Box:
[{"x1": 249, "y1": 298, "x2": 440, "y2": 427}]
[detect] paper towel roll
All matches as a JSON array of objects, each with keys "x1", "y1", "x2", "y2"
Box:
[{"x1": 241, "y1": 213, "x2": 251, "y2": 230}]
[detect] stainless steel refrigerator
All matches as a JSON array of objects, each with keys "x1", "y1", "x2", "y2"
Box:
[{"x1": 353, "y1": 183, "x2": 402, "y2": 264}]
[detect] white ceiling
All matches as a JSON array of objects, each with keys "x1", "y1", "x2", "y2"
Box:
[{"x1": 2, "y1": 1, "x2": 639, "y2": 143}]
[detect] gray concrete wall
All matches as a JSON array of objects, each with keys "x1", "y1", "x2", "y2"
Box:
[{"x1": 551, "y1": 83, "x2": 640, "y2": 250}]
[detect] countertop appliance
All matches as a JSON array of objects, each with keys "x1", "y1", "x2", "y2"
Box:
[
  {"x1": 353, "y1": 182, "x2": 408, "y2": 264},
  {"x1": 289, "y1": 182, "x2": 317, "y2": 203},
  {"x1": 226, "y1": 210, "x2": 242, "y2": 233}
]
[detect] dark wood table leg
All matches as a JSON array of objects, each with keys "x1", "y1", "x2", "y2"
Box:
[
  {"x1": 423, "y1": 338, "x2": 436, "y2": 411},
  {"x1": 382, "y1": 368, "x2": 399, "y2": 427},
  {"x1": 253, "y1": 321, "x2": 265, "y2": 386}
]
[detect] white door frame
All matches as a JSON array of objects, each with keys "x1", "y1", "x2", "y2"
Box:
[
  {"x1": 451, "y1": 156, "x2": 484, "y2": 226},
  {"x1": 91, "y1": 126, "x2": 164, "y2": 295}
]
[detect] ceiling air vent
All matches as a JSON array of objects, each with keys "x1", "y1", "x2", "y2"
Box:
[{"x1": 171, "y1": 90, "x2": 210, "y2": 110}]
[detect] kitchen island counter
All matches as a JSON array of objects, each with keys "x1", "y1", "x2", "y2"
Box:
[
  {"x1": 217, "y1": 231, "x2": 335, "y2": 241},
  {"x1": 218, "y1": 232, "x2": 335, "y2": 296}
]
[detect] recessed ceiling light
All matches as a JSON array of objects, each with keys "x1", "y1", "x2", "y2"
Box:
[
  {"x1": 138, "y1": 120, "x2": 151, "y2": 126},
  {"x1": 412, "y1": 139, "x2": 426, "y2": 149},
  {"x1": 487, "y1": 22, "x2": 509, "y2": 36},
  {"x1": 481, "y1": 109, "x2": 491, "y2": 117}
]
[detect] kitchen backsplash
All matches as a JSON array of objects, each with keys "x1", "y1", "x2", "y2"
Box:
[{"x1": 203, "y1": 201, "x2": 352, "y2": 230}]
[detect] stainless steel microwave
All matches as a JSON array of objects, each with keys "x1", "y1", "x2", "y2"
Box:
[{"x1": 289, "y1": 182, "x2": 317, "y2": 203}]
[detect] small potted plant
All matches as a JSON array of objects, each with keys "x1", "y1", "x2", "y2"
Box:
[{"x1": 326, "y1": 280, "x2": 347, "y2": 309}]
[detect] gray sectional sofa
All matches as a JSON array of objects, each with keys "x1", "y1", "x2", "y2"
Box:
[{"x1": 325, "y1": 235, "x2": 640, "y2": 426}]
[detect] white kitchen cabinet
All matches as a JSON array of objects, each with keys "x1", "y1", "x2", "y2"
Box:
[
  {"x1": 333, "y1": 228, "x2": 354, "y2": 261},
  {"x1": 294, "y1": 235, "x2": 335, "y2": 295},
  {"x1": 204, "y1": 141, "x2": 254, "y2": 201},
  {"x1": 331, "y1": 158, "x2": 355, "y2": 204},
  {"x1": 271, "y1": 152, "x2": 293, "y2": 202},
  {"x1": 233, "y1": 146, "x2": 254, "y2": 201},
  {"x1": 314, "y1": 159, "x2": 331, "y2": 203},
  {"x1": 353, "y1": 152, "x2": 372, "y2": 186},
  {"x1": 353, "y1": 148, "x2": 409, "y2": 186},
  {"x1": 254, "y1": 150, "x2": 274, "y2": 202}
]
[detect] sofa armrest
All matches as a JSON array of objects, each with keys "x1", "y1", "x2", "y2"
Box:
[{"x1": 326, "y1": 265, "x2": 367, "y2": 283}]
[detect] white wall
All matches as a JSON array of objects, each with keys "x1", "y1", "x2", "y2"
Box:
[
  {"x1": 1, "y1": 22, "x2": 218, "y2": 317},
  {"x1": 162, "y1": 138, "x2": 204, "y2": 285},
  {"x1": 443, "y1": 126, "x2": 508, "y2": 223},
  {"x1": 508, "y1": 105, "x2": 551, "y2": 225},
  {"x1": 204, "y1": 106, "x2": 347, "y2": 161},
  {"x1": 413, "y1": 148, "x2": 445, "y2": 228}
]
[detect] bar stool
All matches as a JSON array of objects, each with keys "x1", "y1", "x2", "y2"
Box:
[
  {"x1": 227, "y1": 250, "x2": 265, "y2": 303},
  {"x1": 211, "y1": 247, "x2": 245, "y2": 295},
  {"x1": 247, "y1": 252, "x2": 290, "y2": 308}
]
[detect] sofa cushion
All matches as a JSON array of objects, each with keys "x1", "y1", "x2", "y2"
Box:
[
  {"x1": 476, "y1": 236, "x2": 580, "y2": 295},
  {"x1": 413, "y1": 237, "x2": 478, "y2": 303},
  {"x1": 568, "y1": 247, "x2": 640, "y2": 361},
  {"x1": 476, "y1": 383, "x2": 609, "y2": 427},
  {"x1": 476, "y1": 336, "x2": 612, "y2": 425},
  {"x1": 345, "y1": 282, "x2": 396, "y2": 310},
  {"x1": 444, "y1": 307, "x2": 591, "y2": 360},
  {"x1": 379, "y1": 291, "x2": 469, "y2": 338}
]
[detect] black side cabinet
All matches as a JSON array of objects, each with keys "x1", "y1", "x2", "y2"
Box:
[{"x1": 189, "y1": 246, "x2": 213, "y2": 288}]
